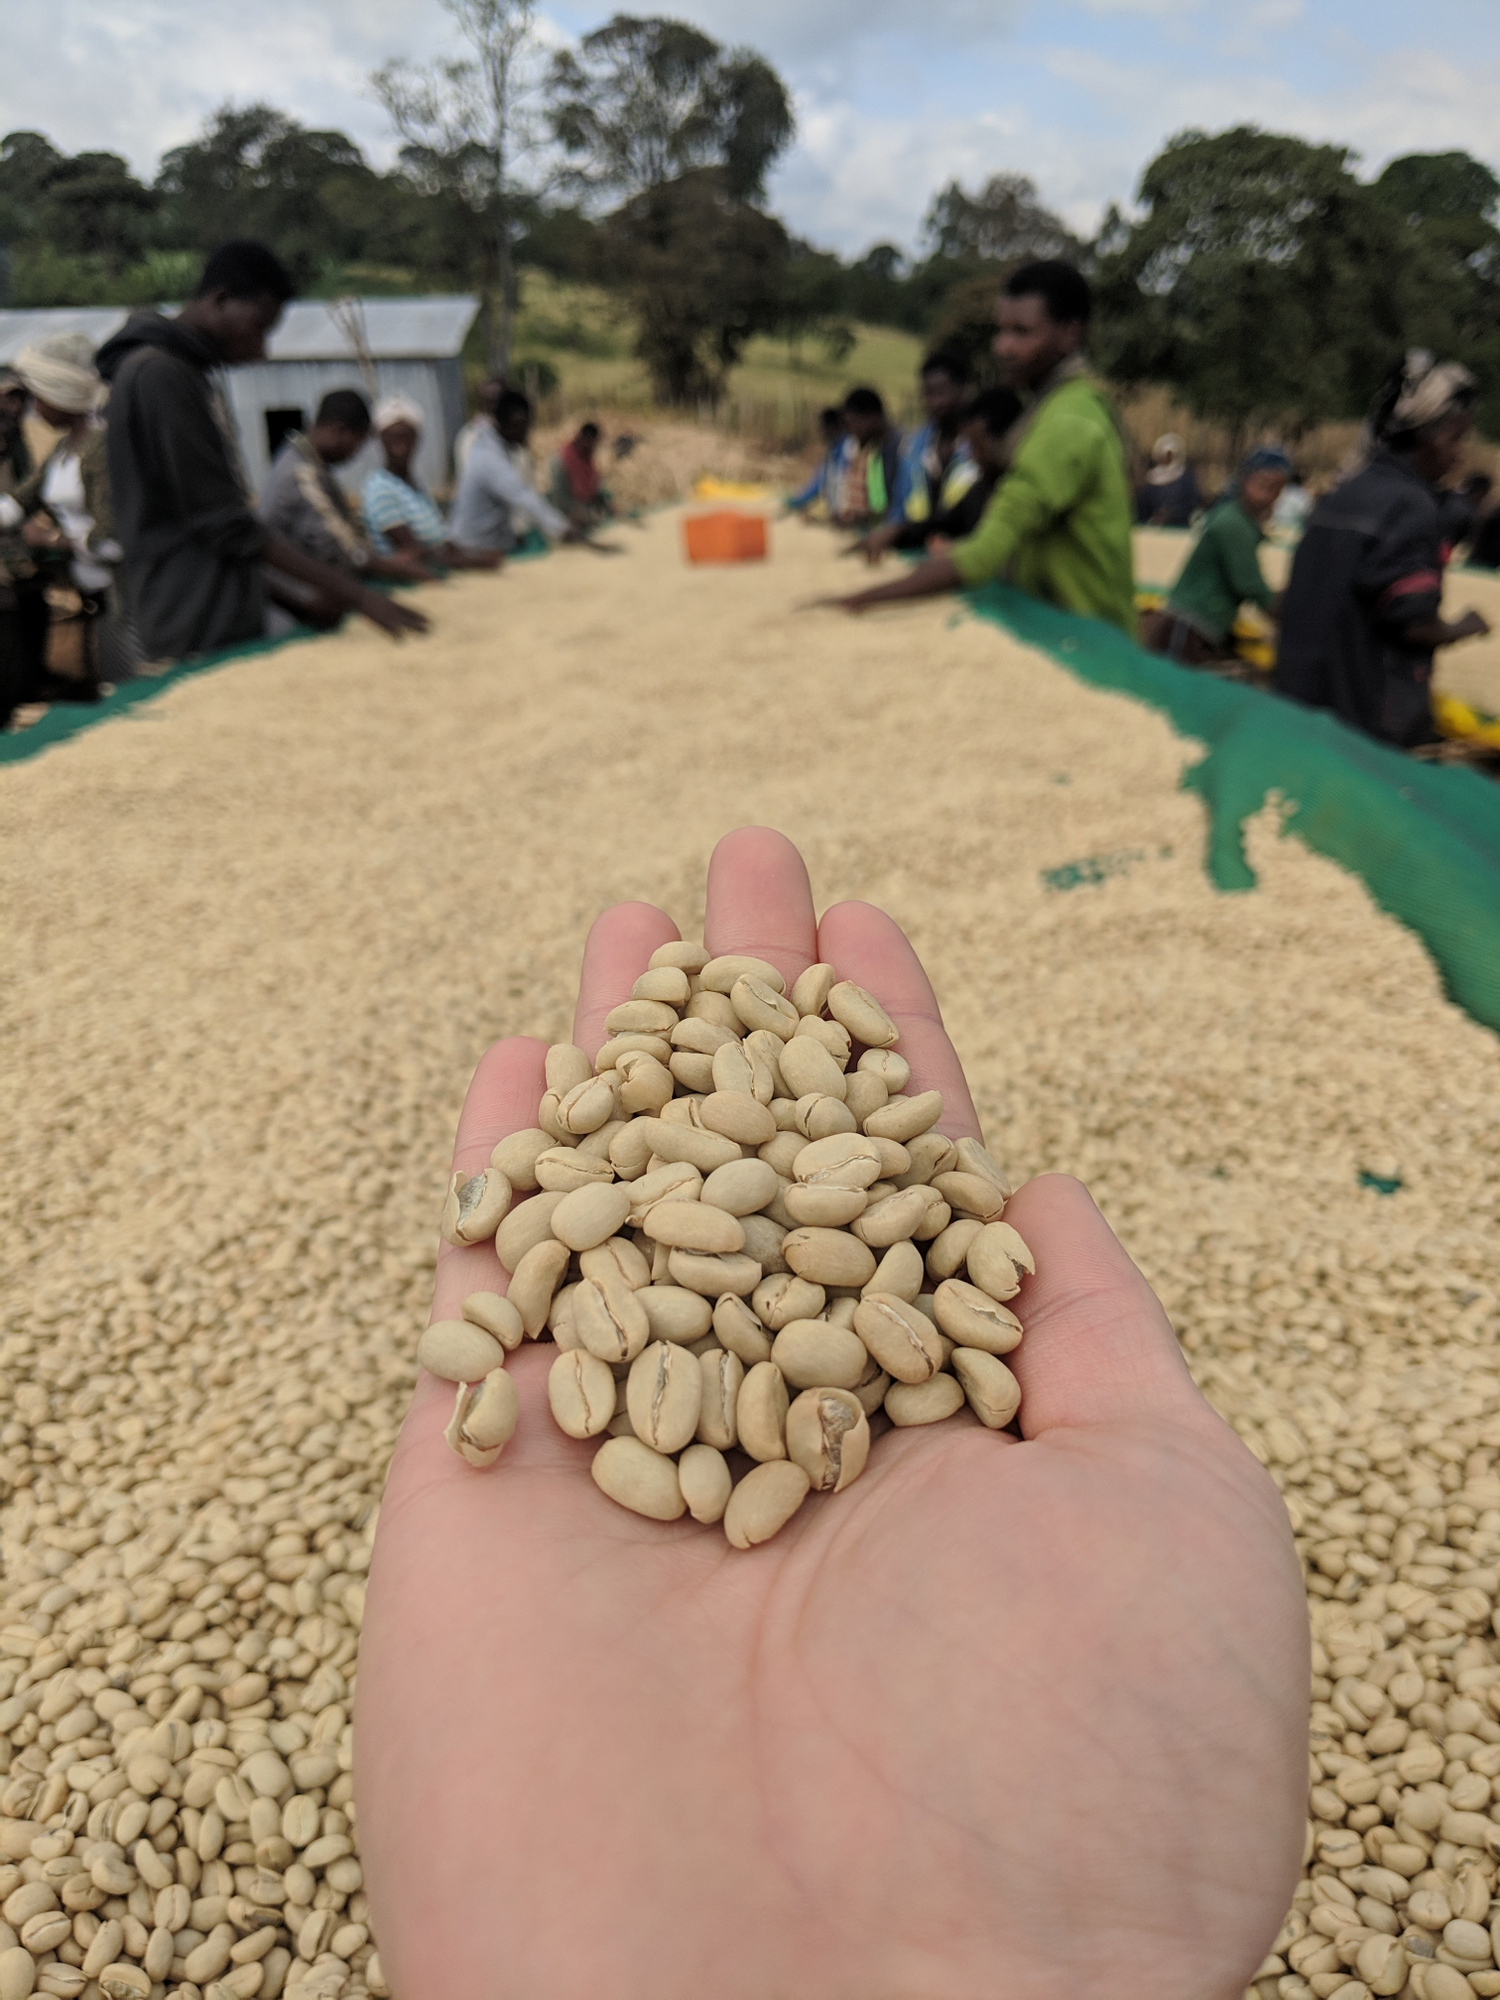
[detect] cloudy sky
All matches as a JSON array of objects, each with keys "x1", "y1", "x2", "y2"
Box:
[{"x1": 6, "y1": 0, "x2": 1499, "y2": 254}]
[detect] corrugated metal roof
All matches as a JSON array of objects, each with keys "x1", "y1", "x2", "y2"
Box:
[
  {"x1": 0, "y1": 308, "x2": 128, "y2": 362},
  {"x1": 0, "y1": 296, "x2": 479, "y2": 366}
]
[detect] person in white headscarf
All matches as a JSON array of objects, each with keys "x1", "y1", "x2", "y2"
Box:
[
  {"x1": 8, "y1": 333, "x2": 138, "y2": 691},
  {"x1": 1135, "y1": 432, "x2": 1202, "y2": 528},
  {"x1": 362, "y1": 395, "x2": 500, "y2": 572}
]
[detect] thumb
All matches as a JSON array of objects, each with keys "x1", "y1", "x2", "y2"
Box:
[{"x1": 1001, "y1": 1175, "x2": 1199, "y2": 1436}]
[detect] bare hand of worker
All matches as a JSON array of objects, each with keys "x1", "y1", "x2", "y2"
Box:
[
  {"x1": 1453, "y1": 608, "x2": 1491, "y2": 641},
  {"x1": 356, "y1": 587, "x2": 429, "y2": 638},
  {"x1": 357, "y1": 827, "x2": 1309, "y2": 2000},
  {"x1": 859, "y1": 522, "x2": 899, "y2": 564},
  {"x1": 21, "y1": 515, "x2": 63, "y2": 548}
]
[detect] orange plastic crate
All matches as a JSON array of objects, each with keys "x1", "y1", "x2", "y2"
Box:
[{"x1": 683, "y1": 510, "x2": 768, "y2": 563}]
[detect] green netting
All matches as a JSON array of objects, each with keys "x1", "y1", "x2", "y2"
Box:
[{"x1": 965, "y1": 580, "x2": 1500, "y2": 1036}]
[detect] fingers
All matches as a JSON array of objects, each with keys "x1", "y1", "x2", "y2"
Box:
[
  {"x1": 703, "y1": 827, "x2": 819, "y2": 990},
  {"x1": 1001, "y1": 1174, "x2": 1197, "y2": 1435},
  {"x1": 431, "y1": 1035, "x2": 549, "y2": 1323},
  {"x1": 815, "y1": 900, "x2": 980, "y2": 1140},
  {"x1": 572, "y1": 901, "x2": 681, "y2": 1057}
]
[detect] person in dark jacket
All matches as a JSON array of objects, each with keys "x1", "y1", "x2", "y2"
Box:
[
  {"x1": 829, "y1": 387, "x2": 902, "y2": 529},
  {"x1": 1274, "y1": 353, "x2": 1489, "y2": 748},
  {"x1": 863, "y1": 386, "x2": 1019, "y2": 559},
  {"x1": 96, "y1": 240, "x2": 427, "y2": 663}
]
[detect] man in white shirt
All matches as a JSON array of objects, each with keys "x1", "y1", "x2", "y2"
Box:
[{"x1": 450, "y1": 389, "x2": 574, "y2": 555}]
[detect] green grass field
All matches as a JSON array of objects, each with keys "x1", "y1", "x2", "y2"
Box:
[{"x1": 502, "y1": 272, "x2": 925, "y2": 436}]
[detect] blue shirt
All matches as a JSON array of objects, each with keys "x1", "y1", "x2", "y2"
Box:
[{"x1": 362, "y1": 467, "x2": 447, "y2": 555}]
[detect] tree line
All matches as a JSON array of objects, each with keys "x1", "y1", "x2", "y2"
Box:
[{"x1": 2, "y1": 5, "x2": 1498, "y2": 433}]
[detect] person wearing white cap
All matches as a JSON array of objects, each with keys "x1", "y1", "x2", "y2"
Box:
[{"x1": 363, "y1": 397, "x2": 500, "y2": 573}]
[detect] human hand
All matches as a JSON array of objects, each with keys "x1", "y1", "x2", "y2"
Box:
[
  {"x1": 356, "y1": 588, "x2": 430, "y2": 638},
  {"x1": 860, "y1": 524, "x2": 898, "y2": 565},
  {"x1": 356, "y1": 827, "x2": 1309, "y2": 2000},
  {"x1": 1455, "y1": 608, "x2": 1492, "y2": 641},
  {"x1": 21, "y1": 515, "x2": 63, "y2": 548}
]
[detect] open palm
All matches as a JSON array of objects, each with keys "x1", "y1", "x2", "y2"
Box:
[{"x1": 356, "y1": 828, "x2": 1310, "y2": 2000}]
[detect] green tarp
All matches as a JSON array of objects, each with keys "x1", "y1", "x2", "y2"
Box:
[{"x1": 966, "y1": 580, "x2": 1500, "y2": 1036}]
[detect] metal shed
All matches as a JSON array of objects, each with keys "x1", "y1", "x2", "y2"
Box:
[{"x1": 0, "y1": 295, "x2": 480, "y2": 498}]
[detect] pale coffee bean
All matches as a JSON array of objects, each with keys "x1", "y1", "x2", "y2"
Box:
[
  {"x1": 673, "y1": 1016, "x2": 740, "y2": 1056},
  {"x1": 710, "y1": 1039, "x2": 755, "y2": 1098},
  {"x1": 632, "y1": 966, "x2": 691, "y2": 1007},
  {"x1": 574, "y1": 1273, "x2": 651, "y2": 1363},
  {"x1": 792, "y1": 1132, "x2": 882, "y2": 1188},
  {"x1": 548, "y1": 1350, "x2": 616, "y2": 1439},
  {"x1": 649, "y1": 941, "x2": 711, "y2": 973},
  {"x1": 966, "y1": 1221, "x2": 1036, "y2": 1302},
  {"x1": 591, "y1": 1436, "x2": 686, "y2": 1520},
  {"x1": 759, "y1": 1129, "x2": 807, "y2": 1177},
  {"x1": 931, "y1": 1171, "x2": 1007, "y2": 1221},
  {"x1": 864, "y1": 1239, "x2": 924, "y2": 1303},
  {"x1": 713, "y1": 1293, "x2": 775, "y2": 1365},
  {"x1": 926, "y1": 1217, "x2": 982, "y2": 1280},
  {"x1": 668, "y1": 1249, "x2": 762, "y2": 1298},
  {"x1": 545, "y1": 1043, "x2": 593, "y2": 1095},
  {"x1": 579, "y1": 1236, "x2": 652, "y2": 1292},
  {"x1": 685, "y1": 988, "x2": 742, "y2": 1030},
  {"x1": 731, "y1": 976, "x2": 799, "y2": 1040},
  {"x1": 595, "y1": 1032, "x2": 673, "y2": 1069},
  {"x1": 828, "y1": 980, "x2": 899, "y2": 1048},
  {"x1": 886, "y1": 1374, "x2": 966, "y2": 1425},
  {"x1": 701, "y1": 1156, "x2": 779, "y2": 1215},
  {"x1": 932, "y1": 1279, "x2": 1022, "y2": 1354},
  {"x1": 557, "y1": 1073, "x2": 621, "y2": 1136},
  {"x1": 614, "y1": 1051, "x2": 674, "y2": 1114},
  {"x1": 625, "y1": 1161, "x2": 702, "y2": 1221},
  {"x1": 725, "y1": 1462, "x2": 812, "y2": 1548},
  {"x1": 743, "y1": 1029, "x2": 789, "y2": 1096},
  {"x1": 777, "y1": 1036, "x2": 848, "y2": 1102},
  {"x1": 863, "y1": 1090, "x2": 944, "y2": 1143},
  {"x1": 857, "y1": 1047, "x2": 910, "y2": 1090},
  {"x1": 489, "y1": 1127, "x2": 554, "y2": 1191},
  {"x1": 496, "y1": 1189, "x2": 566, "y2": 1270},
  {"x1": 551, "y1": 1182, "x2": 633, "y2": 1253},
  {"x1": 793, "y1": 1093, "x2": 858, "y2": 1139},
  {"x1": 771, "y1": 1319, "x2": 870, "y2": 1391},
  {"x1": 841, "y1": 1070, "x2": 888, "y2": 1123},
  {"x1": 788, "y1": 962, "x2": 836, "y2": 1016},
  {"x1": 911, "y1": 1183, "x2": 952, "y2": 1241},
  {"x1": 850, "y1": 1185, "x2": 930, "y2": 1247},
  {"x1": 535, "y1": 1146, "x2": 616, "y2": 1194},
  {"x1": 642, "y1": 1203, "x2": 746, "y2": 1255},
  {"x1": 550, "y1": 1280, "x2": 581, "y2": 1348},
  {"x1": 782, "y1": 1227, "x2": 878, "y2": 1289},
  {"x1": 868, "y1": 1136, "x2": 910, "y2": 1179},
  {"x1": 738, "y1": 1360, "x2": 790, "y2": 1460},
  {"x1": 899, "y1": 1131, "x2": 958, "y2": 1184},
  {"x1": 953, "y1": 1137, "x2": 1011, "y2": 1194},
  {"x1": 637, "y1": 1284, "x2": 715, "y2": 1344},
  {"x1": 951, "y1": 1348, "x2": 1021, "y2": 1428},
  {"x1": 752, "y1": 1273, "x2": 826, "y2": 1331},
  {"x1": 853, "y1": 1293, "x2": 944, "y2": 1383},
  {"x1": 627, "y1": 1341, "x2": 703, "y2": 1453},
  {"x1": 507, "y1": 1237, "x2": 572, "y2": 1336},
  {"x1": 679, "y1": 1444, "x2": 732, "y2": 1523},
  {"x1": 445, "y1": 1369, "x2": 519, "y2": 1467},
  {"x1": 461, "y1": 1291, "x2": 525, "y2": 1350},
  {"x1": 699, "y1": 1091, "x2": 777, "y2": 1146},
  {"x1": 634, "y1": 1118, "x2": 742, "y2": 1174},
  {"x1": 440, "y1": 1167, "x2": 513, "y2": 1247},
  {"x1": 604, "y1": 998, "x2": 680, "y2": 1036},
  {"x1": 853, "y1": 1355, "x2": 891, "y2": 1415},
  {"x1": 417, "y1": 1320, "x2": 506, "y2": 1383},
  {"x1": 786, "y1": 1388, "x2": 870, "y2": 1492},
  {"x1": 825, "y1": 1295, "x2": 859, "y2": 1329},
  {"x1": 697, "y1": 1349, "x2": 744, "y2": 1448},
  {"x1": 700, "y1": 954, "x2": 785, "y2": 995},
  {"x1": 669, "y1": 1050, "x2": 716, "y2": 1093},
  {"x1": 792, "y1": 1011, "x2": 851, "y2": 1063},
  {"x1": 783, "y1": 1183, "x2": 868, "y2": 1228}
]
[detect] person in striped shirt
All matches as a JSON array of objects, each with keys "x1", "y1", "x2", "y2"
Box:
[{"x1": 362, "y1": 398, "x2": 500, "y2": 573}]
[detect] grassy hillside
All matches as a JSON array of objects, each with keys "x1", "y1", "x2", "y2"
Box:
[{"x1": 501, "y1": 272, "x2": 925, "y2": 440}]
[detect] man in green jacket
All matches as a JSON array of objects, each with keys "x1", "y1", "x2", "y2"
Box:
[{"x1": 826, "y1": 261, "x2": 1136, "y2": 633}]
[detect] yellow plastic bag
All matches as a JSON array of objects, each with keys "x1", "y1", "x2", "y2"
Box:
[{"x1": 1434, "y1": 691, "x2": 1500, "y2": 749}]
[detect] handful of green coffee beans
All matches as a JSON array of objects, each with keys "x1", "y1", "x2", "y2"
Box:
[{"x1": 418, "y1": 944, "x2": 1033, "y2": 1547}]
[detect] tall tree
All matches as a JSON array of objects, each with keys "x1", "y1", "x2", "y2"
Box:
[
  {"x1": 373, "y1": 0, "x2": 551, "y2": 371},
  {"x1": 922, "y1": 173, "x2": 1078, "y2": 265},
  {"x1": 548, "y1": 16, "x2": 792, "y2": 204},
  {"x1": 1092, "y1": 127, "x2": 1415, "y2": 442}
]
